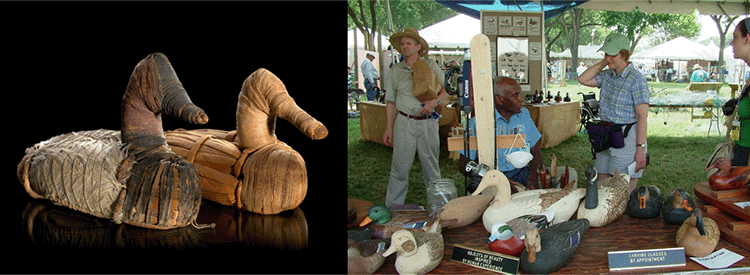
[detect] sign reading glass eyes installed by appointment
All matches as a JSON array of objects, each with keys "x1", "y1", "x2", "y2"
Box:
[
  {"x1": 608, "y1": 247, "x2": 686, "y2": 271},
  {"x1": 480, "y1": 10, "x2": 544, "y2": 96}
]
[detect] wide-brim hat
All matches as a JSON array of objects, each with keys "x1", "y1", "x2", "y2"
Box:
[
  {"x1": 693, "y1": 64, "x2": 703, "y2": 69},
  {"x1": 389, "y1": 28, "x2": 429, "y2": 57}
]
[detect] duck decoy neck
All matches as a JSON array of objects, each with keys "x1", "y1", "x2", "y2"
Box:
[
  {"x1": 694, "y1": 209, "x2": 706, "y2": 236},
  {"x1": 121, "y1": 53, "x2": 208, "y2": 155},
  {"x1": 235, "y1": 68, "x2": 328, "y2": 152},
  {"x1": 584, "y1": 178, "x2": 598, "y2": 209},
  {"x1": 638, "y1": 186, "x2": 649, "y2": 209}
]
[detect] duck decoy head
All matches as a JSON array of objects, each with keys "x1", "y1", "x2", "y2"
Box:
[
  {"x1": 383, "y1": 230, "x2": 417, "y2": 257},
  {"x1": 704, "y1": 157, "x2": 731, "y2": 173},
  {"x1": 488, "y1": 222, "x2": 513, "y2": 243},
  {"x1": 672, "y1": 189, "x2": 694, "y2": 211},
  {"x1": 584, "y1": 165, "x2": 597, "y2": 184},
  {"x1": 638, "y1": 186, "x2": 650, "y2": 209},
  {"x1": 360, "y1": 205, "x2": 392, "y2": 226},
  {"x1": 524, "y1": 228, "x2": 541, "y2": 263},
  {"x1": 121, "y1": 52, "x2": 208, "y2": 154}
]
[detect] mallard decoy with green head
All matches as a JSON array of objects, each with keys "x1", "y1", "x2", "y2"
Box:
[{"x1": 359, "y1": 205, "x2": 429, "y2": 239}]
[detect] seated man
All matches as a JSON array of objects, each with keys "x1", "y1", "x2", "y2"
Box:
[{"x1": 460, "y1": 77, "x2": 543, "y2": 189}]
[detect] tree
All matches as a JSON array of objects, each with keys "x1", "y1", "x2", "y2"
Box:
[
  {"x1": 348, "y1": 0, "x2": 378, "y2": 52},
  {"x1": 710, "y1": 14, "x2": 739, "y2": 82},
  {"x1": 600, "y1": 8, "x2": 700, "y2": 52}
]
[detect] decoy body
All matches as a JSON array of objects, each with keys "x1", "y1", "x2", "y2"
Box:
[
  {"x1": 577, "y1": 166, "x2": 630, "y2": 227},
  {"x1": 519, "y1": 219, "x2": 590, "y2": 274},
  {"x1": 627, "y1": 185, "x2": 662, "y2": 218},
  {"x1": 487, "y1": 210, "x2": 554, "y2": 256},
  {"x1": 676, "y1": 209, "x2": 720, "y2": 257},
  {"x1": 348, "y1": 237, "x2": 389, "y2": 275},
  {"x1": 705, "y1": 157, "x2": 750, "y2": 191},
  {"x1": 382, "y1": 220, "x2": 443, "y2": 275},
  {"x1": 663, "y1": 189, "x2": 696, "y2": 225},
  {"x1": 360, "y1": 205, "x2": 429, "y2": 239},
  {"x1": 472, "y1": 170, "x2": 584, "y2": 233},
  {"x1": 18, "y1": 53, "x2": 211, "y2": 230},
  {"x1": 439, "y1": 194, "x2": 493, "y2": 229}
]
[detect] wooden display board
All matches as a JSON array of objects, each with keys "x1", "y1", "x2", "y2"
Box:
[{"x1": 480, "y1": 10, "x2": 544, "y2": 97}]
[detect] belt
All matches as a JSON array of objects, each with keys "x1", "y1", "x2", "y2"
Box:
[
  {"x1": 399, "y1": 111, "x2": 428, "y2": 120},
  {"x1": 600, "y1": 121, "x2": 636, "y2": 126}
]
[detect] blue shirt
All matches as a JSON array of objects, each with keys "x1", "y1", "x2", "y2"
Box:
[
  {"x1": 595, "y1": 62, "x2": 650, "y2": 124},
  {"x1": 460, "y1": 107, "x2": 541, "y2": 172}
]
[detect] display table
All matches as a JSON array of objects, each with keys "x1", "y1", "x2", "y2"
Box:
[
  {"x1": 358, "y1": 101, "x2": 459, "y2": 147},
  {"x1": 373, "y1": 198, "x2": 750, "y2": 274},
  {"x1": 524, "y1": 101, "x2": 580, "y2": 148}
]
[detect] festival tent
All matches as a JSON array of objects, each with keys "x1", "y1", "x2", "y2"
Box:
[
  {"x1": 419, "y1": 13, "x2": 479, "y2": 51},
  {"x1": 437, "y1": 0, "x2": 587, "y2": 20},
  {"x1": 632, "y1": 37, "x2": 719, "y2": 61},
  {"x1": 550, "y1": 45, "x2": 604, "y2": 60},
  {"x1": 578, "y1": 0, "x2": 749, "y2": 15}
]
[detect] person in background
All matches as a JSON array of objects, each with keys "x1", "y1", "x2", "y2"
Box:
[
  {"x1": 361, "y1": 53, "x2": 380, "y2": 101},
  {"x1": 690, "y1": 64, "x2": 709, "y2": 82},
  {"x1": 382, "y1": 28, "x2": 449, "y2": 207},
  {"x1": 578, "y1": 33, "x2": 649, "y2": 192},
  {"x1": 728, "y1": 17, "x2": 750, "y2": 166}
]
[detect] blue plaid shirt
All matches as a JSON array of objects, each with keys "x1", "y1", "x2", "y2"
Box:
[{"x1": 595, "y1": 63, "x2": 650, "y2": 124}]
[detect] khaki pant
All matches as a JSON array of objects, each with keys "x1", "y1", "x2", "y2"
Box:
[{"x1": 385, "y1": 113, "x2": 441, "y2": 207}]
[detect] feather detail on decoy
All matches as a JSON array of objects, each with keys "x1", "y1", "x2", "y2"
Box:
[
  {"x1": 576, "y1": 167, "x2": 630, "y2": 227},
  {"x1": 662, "y1": 189, "x2": 696, "y2": 225},
  {"x1": 348, "y1": 237, "x2": 389, "y2": 275},
  {"x1": 676, "y1": 209, "x2": 720, "y2": 257},
  {"x1": 488, "y1": 210, "x2": 554, "y2": 256},
  {"x1": 382, "y1": 217, "x2": 443, "y2": 275},
  {"x1": 627, "y1": 185, "x2": 662, "y2": 218},
  {"x1": 704, "y1": 157, "x2": 750, "y2": 191},
  {"x1": 472, "y1": 170, "x2": 584, "y2": 233},
  {"x1": 520, "y1": 219, "x2": 590, "y2": 274}
]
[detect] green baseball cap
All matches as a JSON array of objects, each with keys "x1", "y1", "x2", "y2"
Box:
[{"x1": 598, "y1": 33, "x2": 631, "y2": 56}]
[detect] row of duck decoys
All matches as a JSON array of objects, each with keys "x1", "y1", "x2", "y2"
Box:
[{"x1": 350, "y1": 155, "x2": 736, "y2": 274}]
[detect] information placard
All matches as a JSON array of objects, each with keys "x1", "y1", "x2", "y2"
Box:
[
  {"x1": 608, "y1": 247, "x2": 686, "y2": 271},
  {"x1": 451, "y1": 244, "x2": 519, "y2": 274}
]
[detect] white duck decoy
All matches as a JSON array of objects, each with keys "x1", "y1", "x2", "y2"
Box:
[
  {"x1": 382, "y1": 219, "x2": 443, "y2": 275},
  {"x1": 472, "y1": 170, "x2": 585, "y2": 233},
  {"x1": 576, "y1": 166, "x2": 630, "y2": 227}
]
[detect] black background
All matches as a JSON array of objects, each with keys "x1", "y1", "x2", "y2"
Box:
[{"x1": 5, "y1": 2, "x2": 344, "y2": 273}]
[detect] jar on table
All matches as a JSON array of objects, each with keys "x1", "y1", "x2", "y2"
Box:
[{"x1": 426, "y1": 179, "x2": 457, "y2": 217}]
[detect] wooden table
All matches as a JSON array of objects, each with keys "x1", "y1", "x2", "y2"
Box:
[
  {"x1": 374, "y1": 199, "x2": 750, "y2": 274},
  {"x1": 687, "y1": 82, "x2": 723, "y2": 94},
  {"x1": 524, "y1": 101, "x2": 580, "y2": 149}
]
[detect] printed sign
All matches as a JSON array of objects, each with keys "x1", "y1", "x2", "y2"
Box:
[
  {"x1": 451, "y1": 244, "x2": 519, "y2": 274},
  {"x1": 608, "y1": 247, "x2": 686, "y2": 271}
]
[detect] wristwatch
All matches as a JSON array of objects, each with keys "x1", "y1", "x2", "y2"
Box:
[{"x1": 637, "y1": 143, "x2": 647, "y2": 148}]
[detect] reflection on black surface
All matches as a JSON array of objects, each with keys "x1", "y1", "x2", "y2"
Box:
[{"x1": 21, "y1": 199, "x2": 308, "y2": 251}]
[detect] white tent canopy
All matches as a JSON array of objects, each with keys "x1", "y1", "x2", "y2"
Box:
[
  {"x1": 419, "y1": 14, "x2": 479, "y2": 51},
  {"x1": 579, "y1": 0, "x2": 750, "y2": 15},
  {"x1": 550, "y1": 45, "x2": 604, "y2": 59},
  {"x1": 632, "y1": 37, "x2": 719, "y2": 61}
]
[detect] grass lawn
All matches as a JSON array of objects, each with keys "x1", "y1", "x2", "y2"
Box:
[{"x1": 347, "y1": 80, "x2": 731, "y2": 207}]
